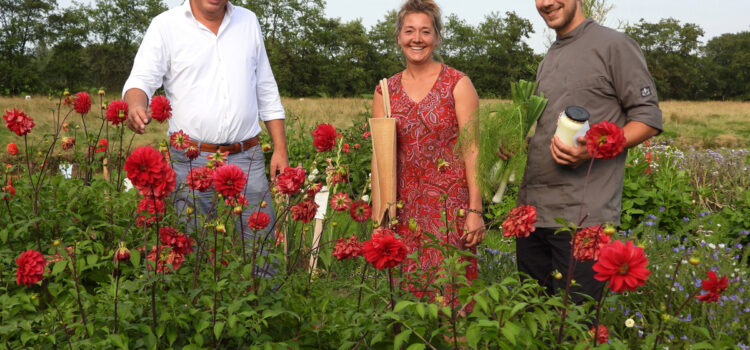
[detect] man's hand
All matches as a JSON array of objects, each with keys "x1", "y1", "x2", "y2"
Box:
[
  {"x1": 126, "y1": 105, "x2": 151, "y2": 134},
  {"x1": 269, "y1": 148, "x2": 288, "y2": 181},
  {"x1": 462, "y1": 212, "x2": 486, "y2": 248},
  {"x1": 123, "y1": 89, "x2": 151, "y2": 134},
  {"x1": 550, "y1": 135, "x2": 591, "y2": 168}
]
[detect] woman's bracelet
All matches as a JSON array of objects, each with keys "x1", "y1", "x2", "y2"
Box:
[{"x1": 466, "y1": 208, "x2": 483, "y2": 216}]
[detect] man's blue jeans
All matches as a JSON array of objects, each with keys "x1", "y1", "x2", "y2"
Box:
[{"x1": 170, "y1": 144, "x2": 277, "y2": 277}]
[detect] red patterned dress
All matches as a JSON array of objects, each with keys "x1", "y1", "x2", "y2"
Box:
[{"x1": 376, "y1": 64, "x2": 478, "y2": 300}]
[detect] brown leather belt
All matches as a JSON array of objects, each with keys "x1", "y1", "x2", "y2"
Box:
[{"x1": 189, "y1": 136, "x2": 259, "y2": 154}]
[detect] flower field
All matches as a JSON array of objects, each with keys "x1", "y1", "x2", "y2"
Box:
[{"x1": 0, "y1": 93, "x2": 749, "y2": 349}]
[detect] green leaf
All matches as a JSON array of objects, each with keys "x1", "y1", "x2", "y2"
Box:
[
  {"x1": 509, "y1": 302, "x2": 528, "y2": 317},
  {"x1": 393, "y1": 330, "x2": 412, "y2": 350},
  {"x1": 130, "y1": 249, "x2": 140, "y2": 269},
  {"x1": 52, "y1": 260, "x2": 67, "y2": 276},
  {"x1": 214, "y1": 321, "x2": 225, "y2": 339},
  {"x1": 501, "y1": 321, "x2": 521, "y2": 345},
  {"x1": 415, "y1": 303, "x2": 426, "y2": 319},
  {"x1": 86, "y1": 254, "x2": 98, "y2": 267},
  {"x1": 428, "y1": 304, "x2": 439, "y2": 320},
  {"x1": 487, "y1": 286, "x2": 499, "y2": 302},
  {"x1": 393, "y1": 300, "x2": 414, "y2": 313},
  {"x1": 370, "y1": 331, "x2": 385, "y2": 346},
  {"x1": 466, "y1": 324, "x2": 481, "y2": 348},
  {"x1": 166, "y1": 325, "x2": 177, "y2": 345},
  {"x1": 406, "y1": 344, "x2": 425, "y2": 350}
]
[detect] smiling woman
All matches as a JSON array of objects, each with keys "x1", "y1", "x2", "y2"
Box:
[{"x1": 370, "y1": 0, "x2": 485, "y2": 305}]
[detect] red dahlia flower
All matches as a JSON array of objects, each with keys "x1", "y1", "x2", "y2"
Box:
[
  {"x1": 61, "y1": 137, "x2": 75, "y2": 151},
  {"x1": 593, "y1": 240, "x2": 650, "y2": 293},
  {"x1": 95, "y1": 139, "x2": 107, "y2": 153},
  {"x1": 212, "y1": 164, "x2": 247, "y2": 197},
  {"x1": 571, "y1": 225, "x2": 611, "y2": 261},
  {"x1": 291, "y1": 198, "x2": 318, "y2": 224},
  {"x1": 74, "y1": 91, "x2": 91, "y2": 114},
  {"x1": 306, "y1": 183, "x2": 323, "y2": 197},
  {"x1": 7, "y1": 143, "x2": 18, "y2": 156},
  {"x1": 3, "y1": 108, "x2": 35, "y2": 136},
  {"x1": 106, "y1": 100, "x2": 129, "y2": 125},
  {"x1": 186, "y1": 166, "x2": 214, "y2": 192},
  {"x1": 343, "y1": 143, "x2": 350, "y2": 153},
  {"x1": 330, "y1": 192, "x2": 351, "y2": 211},
  {"x1": 332, "y1": 235, "x2": 364, "y2": 260},
  {"x1": 585, "y1": 121, "x2": 626, "y2": 160},
  {"x1": 276, "y1": 166, "x2": 306, "y2": 195},
  {"x1": 149, "y1": 95, "x2": 172, "y2": 123},
  {"x1": 124, "y1": 146, "x2": 166, "y2": 190},
  {"x1": 206, "y1": 151, "x2": 229, "y2": 168},
  {"x1": 588, "y1": 325, "x2": 609, "y2": 345},
  {"x1": 349, "y1": 200, "x2": 371, "y2": 222},
  {"x1": 170, "y1": 130, "x2": 191, "y2": 150},
  {"x1": 501, "y1": 205, "x2": 537, "y2": 238},
  {"x1": 247, "y1": 211, "x2": 271, "y2": 230},
  {"x1": 363, "y1": 228, "x2": 407, "y2": 270},
  {"x1": 147, "y1": 245, "x2": 184, "y2": 273},
  {"x1": 137, "y1": 196, "x2": 165, "y2": 227},
  {"x1": 696, "y1": 270, "x2": 728, "y2": 303},
  {"x1": 225, "y1": 193, "x2": 249, "y2": 207},
  {"x1": 159, "y1": 227, "x2": 194, "y2": 255},
  {"x1": 312, "y1": 123, "x2": 338, "y2": 152},
  {"x1": 184, "y1": 146, "x2": 201, "y2": 160},
  {"x1": 138, "y1": 162, "x2": 176, "y2": 199},
  {"x1": 16, "y1": 250, "x2": 47, "y2": 286}
]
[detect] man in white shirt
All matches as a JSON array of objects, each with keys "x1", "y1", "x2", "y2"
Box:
[{"x1": 123, "y1": 0, "x2": 287, "y2": 274}]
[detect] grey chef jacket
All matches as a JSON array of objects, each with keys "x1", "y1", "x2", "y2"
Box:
[{"x1": 517, "y1": 18, "x2": 663, "y2": 227}]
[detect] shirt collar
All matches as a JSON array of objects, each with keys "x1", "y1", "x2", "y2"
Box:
[{"x1": 552, "y1": 18, "x2": 595, "y2": 49}]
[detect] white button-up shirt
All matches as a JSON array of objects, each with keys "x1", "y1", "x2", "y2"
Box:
[{"x1": 122, "y1": 1, "x2": 284, "y2": 144}]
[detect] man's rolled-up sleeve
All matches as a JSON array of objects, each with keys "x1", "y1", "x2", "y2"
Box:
[
  {"x1": 253, "y1": 18, "x2": 285, "y2": 122},
  {"x1": 122, "y1": 20, "x2": 168, "y2": 99},
  {"x1": 609, "y1": 37, "x2": 663, "y2": 133}
]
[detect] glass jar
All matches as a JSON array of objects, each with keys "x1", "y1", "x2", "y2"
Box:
[{"x1": 554, "y1": 106, "x2": 590, "y2": 147}]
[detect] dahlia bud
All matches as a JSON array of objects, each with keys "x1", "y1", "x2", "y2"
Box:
[
  {"x1": 187, "y1": 206, "x2": 194, "y2": 215},
  {"x1": 553, "y1": 271, "x2": 563, "y2": 280},
  {"x1": 688, "y1": 257, "x2": 700, "y2": 266},
  {"x1": 98, "y1": 88, "x2": 105, "y2": 96},
  {"x1": 216, "y1": 224, "x2": 226, "y2": 234},
  {"x1": 457, "y1": 208, "x2": 466, "y2": 217},
  {"x1": 390, "y1": 219, "x2": 399, "y2": 226},
  {"x1": 603, "y1": 224, "x2": 616, "y2": 235},
  {"x1": 396, "y1": 201, "x2": 404, "y2": 209},
  {"x1": 52, "y1": 239, "x2": 61, "y2": 247},
  {"x1": 260, "y1": 200, "x2": 268, "y2": 208},
  {"x1": 114, "y1": 242, "x2": 130, "y2": 262},
  {"x1": 331, "y1": 222, "x2": 338, "y2": 227},
  {"x1": 63, "y1": 89, "x2": 70, "y2": 97},
  {"x1": 233, "y1": 206, "x2": 243, "y2": 215},
  {"x1": 262, "y1": 143, "x2": 271, "y2": 152},
  {"x1": 408, "y1": 219, "x2": 417, "y2": 231}
]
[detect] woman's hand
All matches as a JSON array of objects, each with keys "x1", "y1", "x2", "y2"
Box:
[{"x1": 462, "y1": 211, "x2": 486, "y2": 248}]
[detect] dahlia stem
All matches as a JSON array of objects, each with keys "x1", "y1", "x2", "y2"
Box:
[
  {"x1": 150, "y1": 186, "x2": 162, "y2": 337},
  {"x1": 212, "y1": 224, "x2": 219, "y2": 348},
  {"x1": 43, "y1": 283, "x2": 74, "y2": 350},
  {"x1": 356, "y1": 262, "x2": 369, "y2": 312},
  {"x1": 113, "y1": 261, "x2": 121, "y2": 334},
  {"x1": 593, "y1": 287, "x2": 609, "y2": 346},
  {"x1": 69, "y1": 246, "x2": 90, "y2": 338}
]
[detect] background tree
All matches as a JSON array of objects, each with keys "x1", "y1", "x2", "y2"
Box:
[
  {"x1": 704, "y1": 32, "x2": 750, "y2": 100},
  {"x1": 0, "y1": 0, "x2": 56, "y2": 94},
  {"x1": 625, "y1": 18, "x2": 705, "y2": 100}
]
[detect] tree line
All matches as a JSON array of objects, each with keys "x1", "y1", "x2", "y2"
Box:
[{"x1": 1, "y1": 0, "x2": 748, "y2": 100}]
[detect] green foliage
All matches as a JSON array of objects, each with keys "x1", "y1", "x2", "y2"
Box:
[{"x1": 475, "y1": 80, "x2": 547, "y2": 202}]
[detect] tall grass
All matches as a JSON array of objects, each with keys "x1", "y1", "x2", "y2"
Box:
[{"x1": 3, "y1": 96, "x2": 748, "y2": 149}]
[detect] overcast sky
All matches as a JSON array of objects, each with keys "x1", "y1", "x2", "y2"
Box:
[{"x1": 163, "y1": 0, "x2": 750, "y2": 53}]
